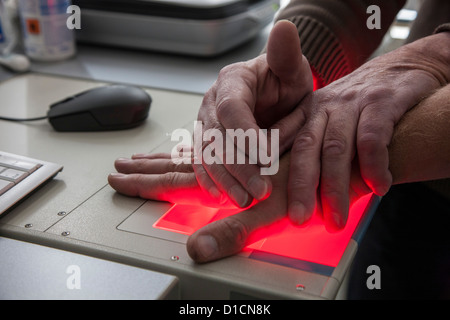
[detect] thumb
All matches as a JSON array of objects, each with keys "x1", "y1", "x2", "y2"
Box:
[
  {"x1": 265, "y1": 20, "x2": 313, "y2": 155},
  {"x1": 186, "y1": 205, "x2": 288, "y2": 263},
  {"x1": 267, "y1": 20, "x2": 310, "y2": 85}
]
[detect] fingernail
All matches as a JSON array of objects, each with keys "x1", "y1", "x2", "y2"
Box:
[
  {"x1": 196, "y1": 235, "x2": 218, "y2": 260},
  {"x1": 289, "y1": 202, "x2": 306, "y2": 225},
  {"x1": 372, "y1": 183, "x2": 391, "y2": 196},
  {"x1": 209, "y1": 186, "x2": 226, "y2": 204},
  {"x1": 109, "y1": 172, "x2": 126, "y2": 178},
  {"x1": 247, "y1": 175, "x2": 269, "y2": 200},
  {"x1": 328, "y1": 212, "x2": 346, "y2": 232},
  {"x1": 229, "y1": 185, "x2": 249, "y2": 208},
  {"x1": 131, "y1": 153, "x2": 147, "y2": 159}
]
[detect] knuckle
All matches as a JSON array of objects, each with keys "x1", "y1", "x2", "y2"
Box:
[
  {"x1": 169, "y1": 159, "x2": 185, "y2": 172},
  {"x1": 361, "y1": 86, "x2": 395, "y2": 106},
  {"x1": 216, "y1": 97, "x2": 236, "y2": 122},
  {"x1": 358, "y1": 132, "x2": 379, "y2": 145},
  {"x1": 290, "y1": 175, "x2": 313, "y2": 191},
  {"x1": 212, "y1": 165, "x2": 233, "y2": 185},
  {"x1": 200, "y1": 138, "x2": 212, "y2": 153},
  {"x1": 339, "y1": 88, "x2": 359, "y2": 102},
  {"x1": 218, "y1": 61, "x2": 248, "y2": 77},
  {"x1": 217, "y1": 63, "x2": 247, "y2": 87},
  {"x1": 219, "y1": 217, "x2": 249, "y2": 249},
  {"x1": 192, "y1": 164, "x2": 215, "y2": 190},
  {"x1": 315, "y1": 88, "x2": 338, "y2": 106},
  {"x1": 218, "y1": 63, "x2": 238, "y2": 76},
  {"x1": 199, "y1": 98, "x2": 213, "y2": 119},
  {"x1": 199, "y1": 87, "x2": 218, "y2": 115},
  {"x1": 322, "y1": 136, "x2": 347, "y2": 158},
  {"x1": 292, "y1": 131, "x2": 319, "y2": 153},
  {"x1": 131, "y1": 175, "x2": 150, "y2": 198},
  {"x1": 233, "y1": 164, "x2": 262, "y2": 188},
  {"x1": 159, "y1": 172, "x2": 178, "y2": 189},
  {"x1": 133, "y1": 160, "x2": 148, "y2": 172},
  {"x1": 290, "y1": 165, "x2": 320, "y2": 191},
  {"x1": 321, "y1": 182, "x2": 345, "y2": 201},
  {"x1": 357, "y1": 132, "x2": 382, "y2": 154}
]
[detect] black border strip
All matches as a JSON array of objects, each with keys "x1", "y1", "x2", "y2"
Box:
[{"x1": 249, "y1": 250, "x2": 335, "y2": 276}]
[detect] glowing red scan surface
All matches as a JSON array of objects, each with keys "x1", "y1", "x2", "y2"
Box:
[{"x1": 154, "y1": 194, "x2": 374, "y2": 267}]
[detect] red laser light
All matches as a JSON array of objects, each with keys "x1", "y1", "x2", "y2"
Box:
[
  {"x1": 154, "y1": 205, "x2": 219, "y2": 235},
  {"x1": 312, "y1": 67, "x2": 324, "y2": 91},
  {"x1": 154, "y1": 193, "x2": 374, "y2": 267}
]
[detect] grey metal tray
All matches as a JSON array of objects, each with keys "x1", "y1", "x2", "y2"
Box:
[{"x1": 73, "y1": 0, "x2": 279, "y2": 56}]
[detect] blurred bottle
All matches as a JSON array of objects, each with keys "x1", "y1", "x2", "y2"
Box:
[
  {"x1": 18, "y1": 0, "x2": 76, "y2": 61},
  {"x1": 0, "y1": 0, "x2": 17, "y2": 55}
]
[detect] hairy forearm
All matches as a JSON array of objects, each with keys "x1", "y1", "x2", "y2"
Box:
[{"x1": 389, "y1": 84, "x2": 450, "y2": 184}]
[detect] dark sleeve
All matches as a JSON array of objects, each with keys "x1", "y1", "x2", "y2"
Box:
[
  {"x1": 275, "y1": 0, "x2": 406, "y2": 85},
  {"x1": 407, "y1": 0, "x2": 450, "y2": 43},
  {"x1": 435, "y1": 23, "x2": 450, "y2": 34}
]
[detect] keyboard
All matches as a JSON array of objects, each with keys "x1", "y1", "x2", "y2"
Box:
[{"x1": 0, "y1": 152, "x2": 63, "y2": 216}]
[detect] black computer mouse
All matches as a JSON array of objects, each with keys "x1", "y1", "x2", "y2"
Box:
[{"x1": 47, "y1": 85, "x2": 152, "y2": 132}]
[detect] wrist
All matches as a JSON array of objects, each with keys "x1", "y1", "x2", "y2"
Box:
[{"x1": 407, "y1": 32, "x2": 450, "y2": 85}]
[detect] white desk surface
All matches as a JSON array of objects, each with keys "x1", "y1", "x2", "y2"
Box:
[
  {"x1": 0, "y1": 73, "x2": 200, "y2": 231},
  {"x1": 0, "y1": 237, "x2": 179, "y2": 300},
  {"x1": 0, "y1": 73, "x2": 198, "y2": 299}
]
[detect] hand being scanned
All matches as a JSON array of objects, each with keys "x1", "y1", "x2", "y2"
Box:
[{"x1": 108, "y1": 152, "x2": 371, "y2": 263}]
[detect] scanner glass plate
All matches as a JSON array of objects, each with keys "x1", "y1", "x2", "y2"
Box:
[{"x1": 151, "y1": 193, "x2": 374, "y2": 267}]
